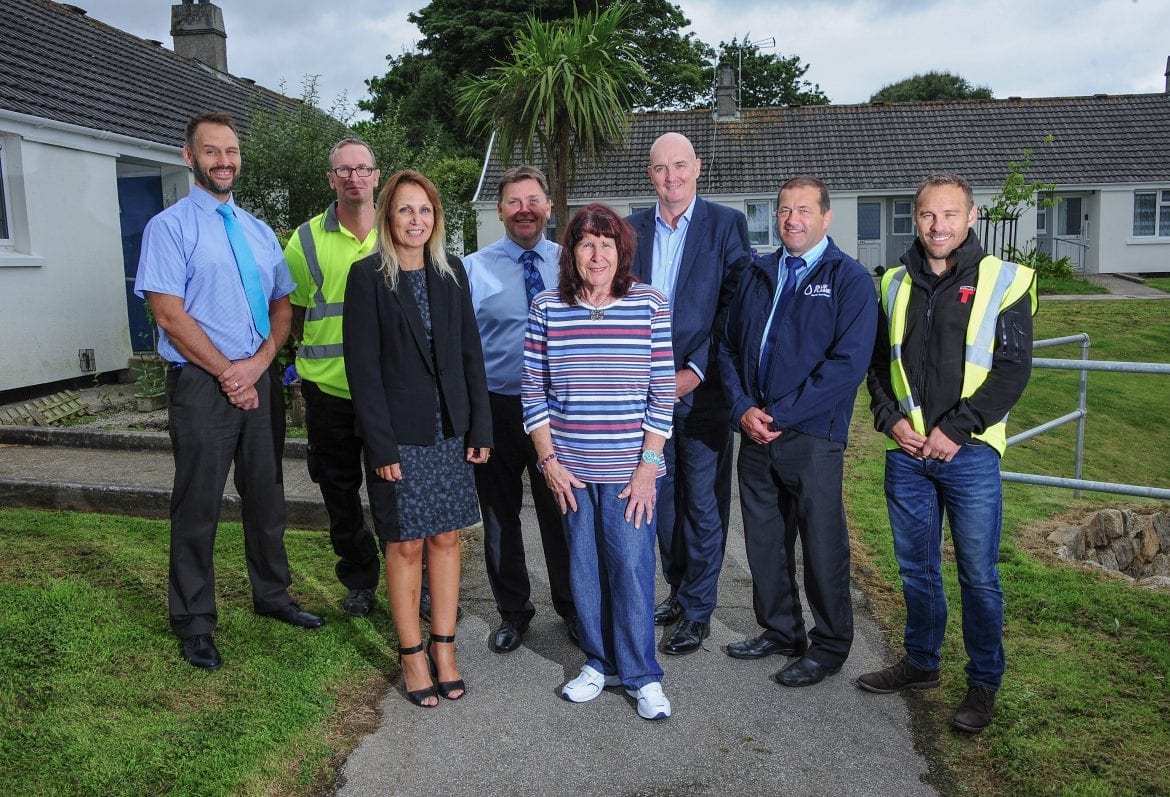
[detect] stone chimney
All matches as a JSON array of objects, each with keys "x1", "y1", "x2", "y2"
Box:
[
  {"x1": 713, "y1": 62, "x2": 739, "y2": 121},
  {"x1": 171, "y1": 0, "x2": 227, "y2": 72}
]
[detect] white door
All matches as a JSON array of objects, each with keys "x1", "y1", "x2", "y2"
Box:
[
  {"x1": 857, "y1": 201, "x2": 882, "y2": 269},
  {"x1": 1054, "y1": 195, "x2": 1089, "y2": 273}
]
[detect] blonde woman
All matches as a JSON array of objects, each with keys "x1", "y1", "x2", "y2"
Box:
[{"x1": 343, "y1": 170, "x2": 492, "y2": 707}]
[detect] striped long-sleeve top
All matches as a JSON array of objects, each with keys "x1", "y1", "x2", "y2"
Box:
[{"x1": 522, "y1": 282, "x2": 675, "y2": 484}]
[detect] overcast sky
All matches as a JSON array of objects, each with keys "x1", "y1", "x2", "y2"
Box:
[{"x1": 75, "y1": 0, "x2": 1170, "y2": 114}]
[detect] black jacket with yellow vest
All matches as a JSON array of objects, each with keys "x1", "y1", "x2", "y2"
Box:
[{"x1": 867, "y1": 232, "x2": 1035, "y2": 452}]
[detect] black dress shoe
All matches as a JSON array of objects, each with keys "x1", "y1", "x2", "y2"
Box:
[
  {"x1": 773, "y1": 655, "x2": 841, "y2": 687},
  {"x1": 565, "y1": 617, "x2": 580, "y2": 648},
  {"x1": 181, "y1": 634, "x2": 222, "y2": 670},
  {"x1": 344, "y1": 588, "x2": 375, "y2": 617},
  {"x1": 663, "y1": 619, "x2": 709, "y2": 655},
  {"x1": 725, "y1": 635, "x2": 807, "y2": 660},
  {"x1": 262, "y1": 601, "x2": 325, "y2": 629},
  {"x1": 653, "y1": 594, "x2": 682, "y2": 626},
  {"x1": 491, "y1": 619, "x2": 528, "y2": 653}
]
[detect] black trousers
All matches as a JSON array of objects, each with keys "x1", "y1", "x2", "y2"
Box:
[
  {"x1": 474, "y1": 392, "x2": 575, "y2": 623},
  {"x1": 166, "y1": 363, "x2": 292, "y2": 639},
  {"x1": 302, "y1": 380, "x2": 380, "y2": 591},
  {"x1": 737, "y1": 430, "x2": 853, "y2": 666}
]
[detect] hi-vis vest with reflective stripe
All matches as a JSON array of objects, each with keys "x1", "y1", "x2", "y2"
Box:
[
  {"x1": 290, "y1": 211, "x2": 376, "y2": 399},
  {"x1": 880, "y1": 255, "x2": 1036, "y2": 455}
]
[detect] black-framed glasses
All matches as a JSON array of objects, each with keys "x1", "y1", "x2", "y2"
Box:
[{"x1": 328, "y1": 166, "x2": 376, "y2": 178}]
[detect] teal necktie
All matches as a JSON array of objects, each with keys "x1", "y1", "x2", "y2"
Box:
[{"x1": 216, "y1": 203, "x2": 271, "y2": 339}]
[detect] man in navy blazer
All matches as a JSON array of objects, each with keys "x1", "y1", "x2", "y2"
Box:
[{"x1": 627, "y1": 132, "x2": 751, "y2": 655}]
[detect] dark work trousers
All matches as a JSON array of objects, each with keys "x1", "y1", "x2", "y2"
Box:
[
  {"x1": 166, "y1": 363, "x2": 292, "y2": 639},
  {"x1": 301, "y1": 379, "x2": 381, "y2": 591},
  {"x1": 737, "y1": 429, "x2": 853, "y2": 666},
  {"x1": 475, "y1": 392, "x2": 575, "y2": 623},
  {"x1": 654, "y1": 402, "x2": 734, "y2": 622}
]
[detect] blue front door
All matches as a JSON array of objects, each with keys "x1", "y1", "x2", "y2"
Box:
[{"x1": 117, "y1": 175, "x2": 163, "y2": 351}]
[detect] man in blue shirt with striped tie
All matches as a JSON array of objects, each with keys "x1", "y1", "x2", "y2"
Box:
[
  {"x1": 135, "y1": 111, "x2": 323, "y2": 671},
  {"x1": 463, "y1": 165, "x2": 577, "y2": 653}
]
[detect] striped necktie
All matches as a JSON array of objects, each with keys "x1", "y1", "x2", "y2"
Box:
[{"x1": 520, "y1": 250, "x2": 544, "y2": 306}]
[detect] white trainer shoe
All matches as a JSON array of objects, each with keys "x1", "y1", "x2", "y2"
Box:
[
  {"x1": 626, "y1": 682, "x2": 671, "y2": 720},
  {"x1": 561, "y1": 665, "x2": 621, "y2": 703}
]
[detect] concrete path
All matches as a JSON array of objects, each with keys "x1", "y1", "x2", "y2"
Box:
[{"x1": 0, "y1": 427, "x2": 938, "y2": 796}]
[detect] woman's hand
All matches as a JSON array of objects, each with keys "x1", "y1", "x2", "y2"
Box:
[
  {"x1": 619, "y1": 461, "x2": 659, "y2": 529},
  {"x1": 466, "y1": 447, "x2": 491, "y2": 464},
  {"x1": 543, "y1": 459, "x2": 584, "y2": 514},
  {"x1": 375, "y1": 463, "x2": 403, "y2": 482}
]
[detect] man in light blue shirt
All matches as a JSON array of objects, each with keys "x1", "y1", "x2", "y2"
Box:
[
  {"x1": 135, "y1": 111, "x2": 323, "y2": 671},
  {"x1": 463, "y1": 165, "x2": 577, "y2": 653}
]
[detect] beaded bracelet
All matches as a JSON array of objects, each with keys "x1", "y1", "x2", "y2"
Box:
[{"x1": 536, "y1": 452, "x2": 558, "y2": 473}]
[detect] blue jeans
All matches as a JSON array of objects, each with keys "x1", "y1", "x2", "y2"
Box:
[
  {"x1": 885, "y1": 444, "x2": 1006, "y2": 691},
  {"x1": 564, "y1": 482, "x2": 663, "y2": 690}
]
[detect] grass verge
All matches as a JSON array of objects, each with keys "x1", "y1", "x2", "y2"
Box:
[
  {"x1": 1146, "y1": 277, "x2": 1170, "y2": 294},
  {"x1": 846, "y1": 299, "x2": 1170, "y2": 796},
  {"x1": 1037, "y1": 276, "x2": 1107, "y2": 295},
  {"x1": 0, "y1": 509, "x2": 394, "y2": 797}
]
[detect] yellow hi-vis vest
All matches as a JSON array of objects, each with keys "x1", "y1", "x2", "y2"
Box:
[
  {"x1": 284, "y1": 207, "x2": 376, "y2": 399},
  {"x1": 880, "y1": 255, "x2": 1036, "y2": 455}
]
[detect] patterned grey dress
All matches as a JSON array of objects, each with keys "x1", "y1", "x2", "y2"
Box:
[{"x1": 394, "y1": 268, "x2": 480, "y2": 540}]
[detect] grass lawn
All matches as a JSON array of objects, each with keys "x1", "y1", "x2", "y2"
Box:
[
  {"x1": 0, "y1": 510, "x2": 394, "y2": 797},
  {"x1": 1037, "y1": 276, "x2": 1108, "y2": 295},
  {"x1": 846, "y1": 298, "x2": 1170, "y2": 796},
  {"x1": 1146, "y1": 277, "x2": 1170, "y2": 294}
]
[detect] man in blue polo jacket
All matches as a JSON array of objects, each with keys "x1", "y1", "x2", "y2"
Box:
[{"x1": 719, "y1": 176, "x2": 877, "y2": 687}]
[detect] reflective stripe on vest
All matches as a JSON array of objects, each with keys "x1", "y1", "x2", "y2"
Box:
[
  {"x1": 297, "y1": 222, "x2": 346, "y2": 325},
  {"x1": 296, "y1": 222, "x2": 345, "y2": 360},
  {"x1": 881, "y1": 255, "x2": 1035, "y2": 454}
]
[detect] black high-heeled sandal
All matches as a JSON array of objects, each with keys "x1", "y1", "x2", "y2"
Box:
[
  {"x1": 427, "y1": 634, "x2": 466, "y2": 700},
  {"x1": 398, "y1": 643, "x2": 438, "y2": 707}
]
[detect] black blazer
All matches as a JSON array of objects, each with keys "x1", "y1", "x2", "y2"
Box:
[{"x1": 342, "y1": 251, "x2": 492, "y2": 469}]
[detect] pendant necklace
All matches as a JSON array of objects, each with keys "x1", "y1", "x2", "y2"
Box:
[{"x1": 579, "y1": 298, "x2": 611, "y2": 320}]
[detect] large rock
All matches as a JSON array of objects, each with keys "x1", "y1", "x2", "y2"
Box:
[
  {"x1": 1047, "y1": 527, "x2": 1086, "y2": 560},
  {"x1": 1086, "y1": 509, "x2": 1124, "y2": 546},
  {"x1": 1112, "y1": 536, "x2": 1136, "y2": 573},
  {"x1": 1154, "y1": 513, "x2": 1170, "y2": 551},
  {"x1": 1096, "y1": 548, "x2": 1119, "y2": 571},
  {"x1": 1136, "y1": 516, "x2": 1162, "y2": 563},
  {"x1": 1137, "y1": 575, "x2": 1170, "y2": 590}
]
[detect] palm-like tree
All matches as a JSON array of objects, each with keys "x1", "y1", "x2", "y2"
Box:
[{"x1": 458, "y1": 3, "x2": 647, "y2": 237}]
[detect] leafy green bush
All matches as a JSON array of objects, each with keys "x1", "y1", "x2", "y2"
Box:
[{"x1": 1004, "y1": 243, "x2": 1073, "y2": 280}]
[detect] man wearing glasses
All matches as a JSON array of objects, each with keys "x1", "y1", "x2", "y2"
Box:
[{"x1": 284, "y1": 139, "x2": 383, "y2": 617}]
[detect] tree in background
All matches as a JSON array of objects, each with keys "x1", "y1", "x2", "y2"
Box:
[
  {"x1": 363, "y1": 0, "x2": 714, "y2": 150},
  {"x1": 237, "y1": 78, "x2": 479, "y2": 250},
  {"x1": 458, "y1": 3, "x2": 646, "y2": 230},
  {"x1": 869, "y1": 70, "x2": 994, "y2": 103},
  {"x1": 714, "y1": 37, "x2": 829, "y2": 107}
]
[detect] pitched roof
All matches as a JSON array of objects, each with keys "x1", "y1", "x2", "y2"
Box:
[
  {"x1": 0, "y1": 0, "x2": 300, "y2": 147},
  {"x1": 480, "y1": 93, "x2": 1170, "y2": 200}
]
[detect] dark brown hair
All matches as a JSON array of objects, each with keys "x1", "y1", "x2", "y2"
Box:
[
  {"x1": 557, "y1": 203, "x2": 637, "y2": 305},
  {"x1": 184, "y1": 112, "x2": 238, "y2": 151}
]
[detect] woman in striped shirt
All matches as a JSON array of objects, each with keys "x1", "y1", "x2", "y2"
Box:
[{"x1": 522, "y1": 203, "x2": 676, "y2": 720}]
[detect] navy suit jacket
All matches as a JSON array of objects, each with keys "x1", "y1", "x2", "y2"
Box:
[{"x1": 628, "y1": 197, "x2": 751, "y2": 415}]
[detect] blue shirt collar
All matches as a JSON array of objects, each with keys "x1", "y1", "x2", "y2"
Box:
[
  {"x1": 501, "y1": 234, "x2": 552, "y2": 263},
  {"x1": 781, "y1": 234, "x2": 830, "y2": 271},
  {"x1": 654, "y1": 195, "x2": 697, "y2": 231}
]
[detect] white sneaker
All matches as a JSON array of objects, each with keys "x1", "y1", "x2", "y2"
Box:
[
  {"x1": 561, "y1": 665, "x2": 621, "y2": 703},
  {"x1": 626, "y1": 682, "x2": 671, "y2": 720}
]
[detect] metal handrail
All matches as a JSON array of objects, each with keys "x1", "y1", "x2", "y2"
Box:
[{"x1": 1002, "y1": 333, "x2": 1170, "y2": 500}]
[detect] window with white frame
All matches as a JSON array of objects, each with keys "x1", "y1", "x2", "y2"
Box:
[
  {"x1": 892, "y1": 200, "x2": 912, "y2": 235},
  {"x1": 746, "y1": 199, "x2": 776, "y2": 247},
  {"x1": 1133, "y1": 190, "x2": 1170, "y2": 237}
]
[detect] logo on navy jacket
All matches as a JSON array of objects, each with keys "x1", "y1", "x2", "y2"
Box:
[
  {"x1": 803, "y1": 283, "x2": 832, "y2": 299},
  {"x1": 958, "y1": 285, "x2": 976, "y2": 304}
]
